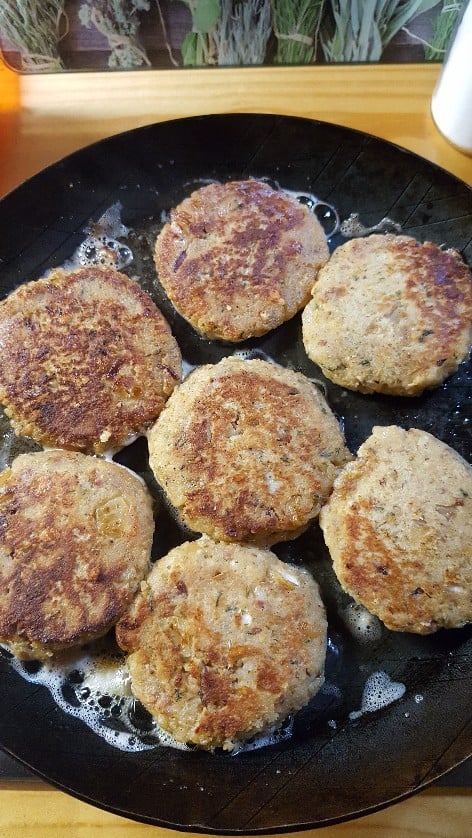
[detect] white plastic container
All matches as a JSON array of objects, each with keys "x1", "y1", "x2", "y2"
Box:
[{"x1": 431, "y1": 0, "x2": 472, "y2": 154}]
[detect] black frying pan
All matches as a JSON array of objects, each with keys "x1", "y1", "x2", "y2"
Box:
[{"x1": 0, "y1": 114, "x2": 470, "y2": 832}]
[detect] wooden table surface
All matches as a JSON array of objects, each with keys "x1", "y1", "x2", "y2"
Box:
[{"x1": 0, "y1": 58, "x2": 471, "y2": 837}]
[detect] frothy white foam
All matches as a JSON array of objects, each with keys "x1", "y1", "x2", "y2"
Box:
[
  {"x1": 339, "y1": 213, "x2": 401, "y2": 238},
  {"x1": 349, "y1": 670, "x2": 406, "y2": 720},
  {"x1": 282, "y1": 189, "x2": 340, "y2": 237},
  {"x1": 8, "y1": 643, "x2": 188, "y2": 753},
  {"x1": 341, "y1": 603, "x2": 383, "y2": 644},
  {"x1": 62, "y1": 202, "x2": 133, "y2": 272},
  {"x1": 230, "y1": 717, "x2": 294, "y2": 754},
  {"x1": 232, "y1": 349, "x2": 276, "y2": 364},
  {"x1": 6, "y1": 637, "x2": 297, "y2": 755},
  {"x1": 321, "y1": 682, "x2": 342, "y2": 699}
]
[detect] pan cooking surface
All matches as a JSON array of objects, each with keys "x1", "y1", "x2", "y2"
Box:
[{"x1": 0, "y1": 115, "x2": 470, "y2": 832}]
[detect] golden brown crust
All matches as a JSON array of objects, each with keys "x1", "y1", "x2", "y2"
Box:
[
  {"x1": 302, "y1": 234, "x2": 472, "y2": 396},
  {"x1": 319, "y1": 426, "x2": 472, "y2": 634},
  {"x1": 148, "y1": 357, "x2": 351, "y2": 545},
  {"x1": 0, "y1": 449, "x2": 154, "y2": 659},
  {"x1": 154, "y1": 180, "x2": 329, "y2": 342},
  {"x1": 0, "y1": 266, "x2": 182, "y2": 454},
  {"x1": 116, "y1": 537, "x2": 327, "y2": 750}
]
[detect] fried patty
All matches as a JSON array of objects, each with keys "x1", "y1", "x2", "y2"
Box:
[
  {"x1": 148, "y1": 357, "x2": 351, "y2": 546},
  {"x1": 0, "y1": 266, "x2": 182, "y2": 454},
  {"x1": 302, "y1": 234, "x2": 472, "y2": 396},
  {"x1": 116, "y1": 536, "x2": 327, "y2": 751},
  {"x1": 0, "y1": 449, "x2": 154, "y2": 659},
  {"x1": 319, "y1": 425, "x2": 472, "y2": 634},
  {"x1": 154, "y1": 179, "x2": 329, "y2": 342}
]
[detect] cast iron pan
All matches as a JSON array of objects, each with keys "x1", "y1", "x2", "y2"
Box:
[{"x1": 0, "y1": 114, "x2": 470, "y2": 832}]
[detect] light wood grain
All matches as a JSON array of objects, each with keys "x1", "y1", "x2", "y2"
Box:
[
  {"x1": 0, "y1": 57, "x2": 470, "y2": 837},
  {"x1": 0, "y1": 786, "x2": 470, "y2": 838},
  {"x1": 0, "y1": 62, "x2": 471, "y2": 199}
]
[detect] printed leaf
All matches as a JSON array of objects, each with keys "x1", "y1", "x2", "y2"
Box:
[
  {"x1": 181, "y1": 31, "x2": 198, "y2": 65},
  {"x1": 193, "y1": 0, "x2": 220, "y2": 33}
]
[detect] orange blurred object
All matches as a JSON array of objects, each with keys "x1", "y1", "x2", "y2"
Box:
[
  {"x1": 0, "y1": 56, "x2": 20, "y2": 197},
  {"x1": 0, "y1": 55, "x2": 19, "y2": 110}
]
